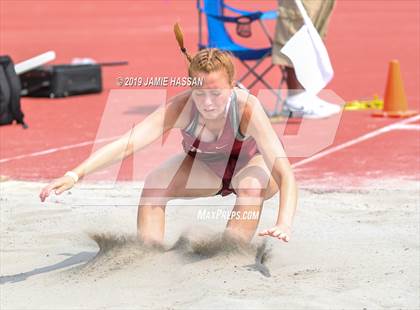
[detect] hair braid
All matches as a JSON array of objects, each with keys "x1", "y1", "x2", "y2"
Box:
[
  {"x1": 174, "y1": 23, "x2": 235, "y2": 85},
  {"x1": 174, "y1": 22, "x2": 192, "y2": 63},
  {"x1": 205, "y1": 48, "x2": 215, "y2": 69}
]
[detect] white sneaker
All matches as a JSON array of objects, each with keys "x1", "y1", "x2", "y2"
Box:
[{"x1": 284, "y1": 91, "x2": 341, "y2": 119}]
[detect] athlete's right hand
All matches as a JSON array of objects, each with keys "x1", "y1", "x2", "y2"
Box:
[{"x1": 39, "y1": 176, "x2": 75, "y2": 202}]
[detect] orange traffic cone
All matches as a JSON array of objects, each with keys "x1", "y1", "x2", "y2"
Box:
[{"x1": 373, "y1": 60, "x2": 417, "y2": 118}]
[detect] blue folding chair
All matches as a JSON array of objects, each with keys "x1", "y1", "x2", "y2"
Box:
[{"x1": 197, "y1": 0, "x2": 287, "y2": 116}]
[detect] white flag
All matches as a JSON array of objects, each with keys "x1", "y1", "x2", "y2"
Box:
[{"x1": 280, "y1": 0, "x2": 334, "y2": 94}]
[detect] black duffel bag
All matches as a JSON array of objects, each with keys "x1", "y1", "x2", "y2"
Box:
[
  {"x1": 0, "y1": 55, "x2": 27, "y2": 128},
  {"x1": 20, "y1": 64, "x2": 102, "y2": 98}
]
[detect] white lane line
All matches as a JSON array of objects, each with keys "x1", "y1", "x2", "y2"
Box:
[
  {"x1": 391, "y1": 124, "x2": 420, "y2": 131},
  {"x1": 292, "y1": 114, "x2": 420, "y2": 168},
  {"x1": 0, "y1": 136, "x2": 119, "y2": 164},
  {"x1": 1, "y1": 115, "x2": 419, "y2": 167}
]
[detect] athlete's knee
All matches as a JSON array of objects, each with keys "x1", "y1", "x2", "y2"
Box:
[
  {"x1": 142, "y1": 171, "x2": 179, "y2": 201},
  {"x1": 235, "y1": 176, "x2": 266, "y2": 198}
]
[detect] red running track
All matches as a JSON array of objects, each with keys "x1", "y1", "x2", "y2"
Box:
[{"x1": 0, "y1": 0, "x2": 419, "y2": 184}]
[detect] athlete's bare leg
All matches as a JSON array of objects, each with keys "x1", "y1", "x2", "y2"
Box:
[
  {"x1": 138, "y1": 152, "x2": 222, "y2": 245},
  {"x1": 226, "y1": 154, "x2": 279, "y2": 243}
]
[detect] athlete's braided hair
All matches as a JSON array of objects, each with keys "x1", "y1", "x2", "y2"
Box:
[{"x1": 174, "y1": 22, "x2": 235, "y2": 85}]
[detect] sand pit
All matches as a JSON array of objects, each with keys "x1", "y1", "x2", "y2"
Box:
[{"x1": 0, "y1": 179, "x2": 419, "y2": 309}]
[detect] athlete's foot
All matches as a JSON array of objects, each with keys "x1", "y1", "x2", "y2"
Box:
[
  {"x1": 222, "y1": 228, "x2": 253, "y2": 245},
  {"x1": 137, "y1": 233, "x2": 164, "y2": 248}
]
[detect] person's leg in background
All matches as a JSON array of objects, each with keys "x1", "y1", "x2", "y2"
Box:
[{"x1": 272, "y1": 0, "x2": 339, "y2": 118}]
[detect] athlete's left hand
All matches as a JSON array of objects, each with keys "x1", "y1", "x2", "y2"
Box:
[{"x1": 258, "y1": 223, "x2": 291, "y2": 242}]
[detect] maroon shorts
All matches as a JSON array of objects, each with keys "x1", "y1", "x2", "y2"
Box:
[{"x1": 187, "y1": 152, "x2": 259, "y2": 197}]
